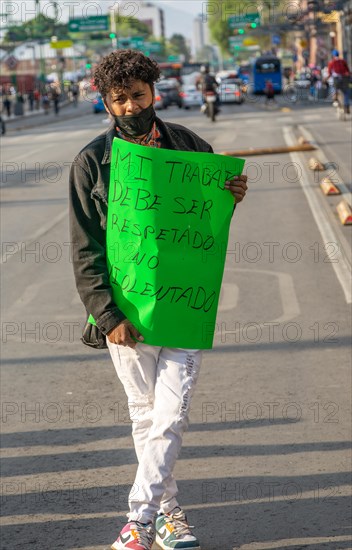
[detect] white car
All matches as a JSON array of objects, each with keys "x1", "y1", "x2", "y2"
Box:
[
  {"x1": 180, "y1": 85, "x2": 203, "y2": 109},
  {"x1": 219, "y1": 78, "x2": 244, "y2": 104}
]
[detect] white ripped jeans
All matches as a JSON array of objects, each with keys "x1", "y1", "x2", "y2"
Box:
[{"x1": 107, "y1": 340, "x2": 202, "y2": 524}]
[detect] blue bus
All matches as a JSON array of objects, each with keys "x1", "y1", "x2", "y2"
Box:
[{"x1": 252, "y1": 56, "x2": 282, "y2": 94}]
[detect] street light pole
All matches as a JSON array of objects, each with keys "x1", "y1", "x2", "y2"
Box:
[
  {"x1": 110, "y1": 8, "x2": 118, "y2": 49},
  {"x1": 34, "y1": 0, "x2": 46, "y2": 86}
]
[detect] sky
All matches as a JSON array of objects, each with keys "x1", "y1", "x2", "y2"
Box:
[{"x1": 2, "y1": 1, "x2": 207, "y2": 39}]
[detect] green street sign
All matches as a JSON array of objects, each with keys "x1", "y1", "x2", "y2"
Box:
[
  {"x1": 229, "y1": 36, "x2": 243, "y2": 45},
  {"x1": 228, "y1": 13, "x2": 260, "y2": 29},
  {"x1": 118, "y1": 38, "x2": 131, "y2": 48},
  {"x1": 69, "y1": 15, "x2": 109, "y2": 32},
  {"x1": 130, "y1": 36, "x2": 145, "y2": 48},
  {"x1": 144, "y1": 41, "x2": 162, "y2": 53},
  {"x1": 117, "y1": 36, "x2": 145, "y2": 49}
]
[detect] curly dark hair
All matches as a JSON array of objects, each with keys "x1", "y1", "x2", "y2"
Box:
[{"x1": 93, "y1": 49, "x2": 161, "y2": 98}]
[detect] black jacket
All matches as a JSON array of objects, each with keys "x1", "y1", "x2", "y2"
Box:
[{"x1": 69, "y1": 117, "x2": 213, "y2": 335}]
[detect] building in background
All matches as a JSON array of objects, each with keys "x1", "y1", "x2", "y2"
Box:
[
  {"x1": 341, "y1": 0, "x2": 352, "y2": 66},
  {"x1": 193, "y1": 14, "x2": 209, "y2": 54},
  {"x1": 116, "y1": 1, "x2": 165, "y2": 38},
  {"x1": 0, "y1": 41, "x2": 86, "y2": 91}
]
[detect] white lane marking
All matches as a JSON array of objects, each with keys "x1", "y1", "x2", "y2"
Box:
[
  {"x1": 7, "y1": 277, "x2": 74, "y2": 315},
  {"x1": 245, "y1": 118, "x2": 263, "y2": 125},
  {"x1": 302, "y1": 114, "x2": 322, "y2": 121},
  {"x1": 227, "y1": 268, "x2": 301, "y2": 322},
  {"x1": 2, "y1": 142, "x2": 55, "y2": 166},
  {"x1": 218, "y1": 283, "x2": 239, "y2": 312},
  {"x1": 0, "y1": 208, "x2": 68, "y2": 265},
  {"x1": 10, "y1": 283, "x2": 41, "y2": 311},
  {"x1": 215, "y1": 268, "x2": 300, "y2": 339},
  {"x1": 283, "y1": 125, "x2": 351, "y2": 304},
  {"x1": 235, "y1": 535, "x2": 352, "y2": 550},
  {"x1": 0, "y1": 512, "x2": 121, "y2": 526}
]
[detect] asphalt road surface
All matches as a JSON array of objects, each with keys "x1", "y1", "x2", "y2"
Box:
[{"x1": 1, "y1": 97, "x2": 351, "y2": 550}]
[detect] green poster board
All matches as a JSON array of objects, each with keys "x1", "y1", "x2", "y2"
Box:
[{"x1": 91, "y1": 139, "x2": 244, "y2": 349}]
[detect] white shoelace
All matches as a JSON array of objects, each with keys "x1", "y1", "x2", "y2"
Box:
[{"x1": 167, "y1": 509, "x2": 194, "y2": 537}]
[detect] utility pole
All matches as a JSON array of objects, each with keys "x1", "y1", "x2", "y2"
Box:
[
  {"x1": 35, "y1": 0, "x2": 46, "y2": 86},
  {"x1": 110, "y1": 7, "x2": 118, "y2": 49}
]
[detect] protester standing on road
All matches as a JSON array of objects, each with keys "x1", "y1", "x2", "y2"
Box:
[{"x1": 69, "y1": 49, "x2": 248, "y2": 550}]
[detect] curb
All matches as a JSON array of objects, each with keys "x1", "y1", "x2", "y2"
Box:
[
  {"x1": 3, "y1": 100, "x2": 72, "y2": 124},
  {"x1": 4, "y1": 106, "x2": 91, "y2": 132}
]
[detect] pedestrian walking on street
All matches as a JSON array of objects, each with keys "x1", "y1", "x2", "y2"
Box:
[
  {"x1": 34, "y1": 89, "x2": 41, "y2": 110},
  {"x1": 3, "y1": 95, "x2": 11, "y2": 117},
  {"x1": 42, "y1": 93, "x2": 50, "y2": 114},
  {"x1": 70, "y1": 81, "x2": 79, "y2": 106},
  {"x1": 69, "y1": 49, "x2": 248, "y2": 550},
  {"x1": 27, "y1": 90, "x2": 35, "y2": 111},
  {"x1": 264, "y1": 79, "x2": 276, "y2": 106},
  {"x1": 51, "y1": 88, "x2": 60, "y2": 115}
]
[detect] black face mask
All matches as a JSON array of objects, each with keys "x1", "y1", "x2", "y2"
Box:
[{"x1": 112, "y1": 103, "x2": 156, "y2": 138}]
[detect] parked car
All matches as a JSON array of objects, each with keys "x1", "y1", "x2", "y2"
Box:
[
  {"x1": 154, "y1": 86, "x2": 168, "y2": 110},
  {"x1": 180, "y1": 85, "x2": 203, "y2": 109},
  {"x1": 219, "y1": 78, "x2": 244, "y2": 104},
  {"x1": 93, "y1": 93, "x2": 105, "y2": 113},
  {"x1": 157, "y1": 78, "x2": 183, "y2": 108}
]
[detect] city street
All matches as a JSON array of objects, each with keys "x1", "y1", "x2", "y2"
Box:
[{"x1": 1, "y1": 97, "x2": 351, "y2": 550}]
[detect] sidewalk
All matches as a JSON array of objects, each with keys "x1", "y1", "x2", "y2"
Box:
[{"x1": 3, "y1": 98, "x2": 94, "y2": 132}]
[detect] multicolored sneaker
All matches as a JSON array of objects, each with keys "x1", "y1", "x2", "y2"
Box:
[
  {"x1": 155, "y1": 507, "x2": 201, "y2": 549},
  {"x1": 111, "y1": 521, "x2": 155, "y2": 550}
]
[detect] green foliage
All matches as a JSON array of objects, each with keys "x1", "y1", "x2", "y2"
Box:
[
  {"x1": 4, "y1": 13, "x2": 69, "y2": 42},
  {"x1": 166, "y1": 34, "x2": 190, "y2": 62},
  {"x1": 207, "y1": 0, "x2": 287, "y2": 56},
  {"x1": 207, "y1": 0, "x2": 233, "y2": 54},
  {"x1": 114, "y1": 15, "x2": 151, "y2": 38}
]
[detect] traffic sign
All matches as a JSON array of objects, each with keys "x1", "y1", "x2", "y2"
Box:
[
  {"x1": 229, "y1": 36, "x2": 243, "y2": 46},
  {"x1": 117, "y1": 36, "x2": 145, "y2": 49},
  {"x1": 50, "y1": 40, "x2": 73, "y2": 49},
  {"x1": 243, "y1": 37, "x2": 258, "y2": 46},
  {"x1": 130, "y1": 36, "x2": 145, "y2": 48},
  {"x1": 5, "y1": 55, "x2": 18, "y2": 70},
  {"x1": 68, "y1": 15, "x2": 109, "y2": 32},
  {"x1": 228, "y1": 13, "x2": 260, "y2": 29},
  {"x1": 144, "y1": 41, "x2": 162, "y2": 53},
  {"x1": 168, "y1": 55, "x2": 181, "y2": 62}
]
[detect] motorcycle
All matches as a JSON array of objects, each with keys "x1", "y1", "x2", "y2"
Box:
[{"x1": 203, "y1": 91, "x2": 218, "y2": 122}]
